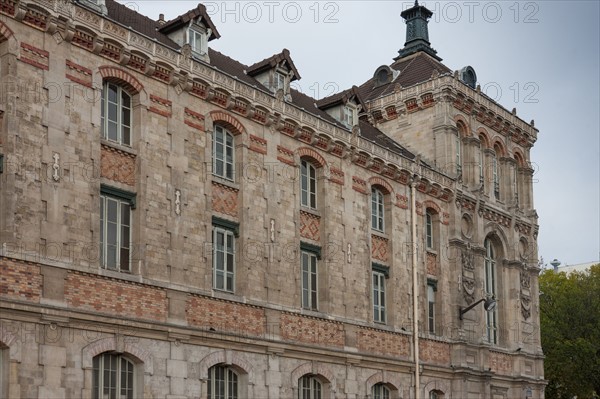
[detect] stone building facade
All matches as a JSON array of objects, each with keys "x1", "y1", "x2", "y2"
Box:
[{"x1": 0, "y1": 0, "x2": 544, "y2": 398}]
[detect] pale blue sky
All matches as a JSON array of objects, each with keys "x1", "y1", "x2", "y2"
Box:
[{"x1": 125, "y1": 1, "x2": 600, "y2": 266}]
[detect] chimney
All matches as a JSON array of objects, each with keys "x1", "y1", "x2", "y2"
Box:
[{"x1": 158, "y1": 13, "x2": 165, "y2": 25}]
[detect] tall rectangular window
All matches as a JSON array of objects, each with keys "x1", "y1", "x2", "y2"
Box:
[
  {"x1": 372, "y1": 270, "x2": 386, "y2": 323},
  {"x1": 101, "y1": 82, "x2": 131, "y2": 146},
  {"x1": 343, "y1": 105, "x2": 354, "y2": 126},
  {"x1": 371, "y1": 188, "x2": 385, "y2": 232},
  {"x1": 213, "y1": 125, "x2": 235, "y2": 180},
  {"x1": 188, "y1": 27, "x2": 206, "y2": 54},
  {"x1": 484, "y1": 238, "x2": 498, "y2": 344},
  {"x1": 456, "y1": 135, "x2": 462, "y2": 175},
  {"x1": 493, "y1": 155, "x2": 500, "y2": 200},
  {"x1": 427, "y1": 283, "x2": 436, "y2": 334},
  {"x1": 213, "y1": 226, "x2": 235, "y2": 292},
  {"x1": 425, "y1": 211, "x2": 433, "y2": 249},
  {"x1": 301, "y1": 251, "x2": 318, "y2": 310},
  {"x1": 100, "y1": 188, "x2": 134, "y2": 272},
  {"x1": 300, "y1": 159, "x2": 317, "y2": 209}
]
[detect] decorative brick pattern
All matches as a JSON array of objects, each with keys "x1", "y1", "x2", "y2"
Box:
[
  {"x1": 191, "y1": 80, "x2": 208, "y2": 98},
  {"x1": 352, "y1": 176, "x2": 368, "y2": 194},
  {"x1": 101, "y1": 144, "x2": 136, "y2": 186},
  {"x1": 19, "y1": 42, "x2": 49, "y2": 70},
  {"x1": 212, "y1": 181, "x2": 239, "y2": 217},
  {"x1": 419, "y1": 339, "x2": 450, "y2": 365},
  {"x1": 369, "y1": 176, "x2": 393, "y2": 195},
  {"x1": 396, "y1": 194, "x2": 408, "y2": 209},
  {"x1": 98, "y1": 66, "x2": 144, "y2": 93},
  {"x1": 72, "y1": 28, "x2": 94, "y2": 51},
  {"x1": 315, "y1": 136, "x2": 330, "y2": 151},
  {"x1": 66, "y1": 60, "x2": 92, "y2": 88},
  {"x1": 405, "y1": 98, "x2": 419, "y2": 112},
  {"x1": 277, "y1": 145, "x2": 295, "y2": 166},
  {"x1": 298, "y1": 128, "x2": 313, "y2": 144},
  {"x1": 0, "y1": 0, "x2": 16, "y2": 17},
  {"x1": 212, "y1": 90, "x2": 229, "y2": 107},
  {"x1": 100, "y1": 41, "x2": 121, "y2": 61},
  {"x1": 329, "y1": 167, "x2": 344, "y2": 185},
  {"x1": 357, "y1": 327, "x2": 410, "y2": 357},
  {"x1": 280, "y1": 313, "x2": 344, "y2": 348},
  {"x1": 426, "y1": 252, "x2": 437, "y2": 276},
  {"x1": 482, "y1": 208, "x2": 511, "y2": 228},
  {"x1": 297, "y1": 147, "x2": 326, "y2": 167},
  {"x1": 209, "y1": 110, "x2": 246, "y2": 135},
  {"x1": 152, "y1": 63, "x2": 172, "y2": 83},
  {"x1": 64, "y1": 272, "x2": 167, "y2": 322},
  {"x1": 385, "y1": 106, "x2": 398, "y2": 120},
  {"x1": 231, "y1": 98, "x2": 248, "y2": 115},
  {"x1": 0, "y1": 258, "x2": 42, "y2": 302},
  {"x1": 489, "y1": 351, "x2": 513, "y2": 374},
  {"x1": 127, "y1": 52, "x2": 147, "y2": 72},
  {"x1": 149, "y1": 94, "x2": 172, "y2": 118},
  {"x1": 371, "y1": 234, "x2": 389, "y2": 263},
  {"x1": 421, "y1": 93, "x2": 435, "y2": 107},
  {"x1": 23, "y1": 8, "x2": 47, "y2": 30},
  {"x1": 252, "y1": 107, "x2": 268, "y2": 124},
  {"x1": 330, "y1": 142, "x2": 345, "y2": 158},
  {"x1": 281, "y1": 120, "x2": 296, "y2": 136},
  {"x1": 184, "y1": 107, "x2": 205, "y2": 131},
  {"x1": 300, "y1": 210, "x2": 321, "y2": 242},
  {"x1": 249, "y1": 135, "x2": 267, "y2": 155},
  {"x1": 187, "y1": 296, "x2": 266, "y2": 337}
]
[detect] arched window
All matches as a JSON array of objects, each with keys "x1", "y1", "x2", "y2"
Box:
[
  {"x1": 299, "y1": 375, "x2": 321, "y2": 399},
  {"x1": 371, "y1": 187, "x2": 385, "y2": 232},
  {"x1": 208, "y1": 365, "x2": 238, "y2": 399},
  {"x1": 484, "y1": 238, "x2": 498, "y2": 344},
  {"x1": 372, "y1": 383, "x2": 390, "y2": 399},
  {"x1": 92, "y1": 353, "x2": 135, "y2": 399},
  {"x1": 101, "y1": 81, "x2": 132, "y2": 146},
  {"x1": 300, "y1": 159, "x2": 317, "y2": 209},
  {"x1": 429, "y1": 390, "x2": 445, "y2": 399},
  {"x1": 213, "y1": 125, "x2": 235, "y2": 180}
]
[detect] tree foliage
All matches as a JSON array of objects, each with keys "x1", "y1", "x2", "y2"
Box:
[{"x1": 539, "y1": 264, "x2": 600, "y2": 398}]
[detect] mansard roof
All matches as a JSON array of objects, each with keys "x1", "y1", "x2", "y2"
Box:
[
  {"x1": 158, "y1": 3, "x2": 220, "y2": 40},
  {"x1": 246, "y1": 49, "x2": 301, "y2": 82},
  {"x1": 316, "y1": 86, "x2": 365, "y2": 111},
  {"x1": 357, "y1": 52, "x2": 452, "y2": 102},
  {"x1": 105, "y1": 0, "x2": 178, "y2": 48}
]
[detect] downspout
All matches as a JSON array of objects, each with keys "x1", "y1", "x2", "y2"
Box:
[{"x1": 411, "y1": 177, "x2": 420, "y2": 399}]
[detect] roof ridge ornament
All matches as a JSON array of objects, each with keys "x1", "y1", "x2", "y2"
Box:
[{"x1": 395, "y1": 1, "x2": 442, "y2": 61}]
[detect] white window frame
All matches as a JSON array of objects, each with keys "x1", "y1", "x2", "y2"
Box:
[
  {"x1": 299, "y1": 375, "x2": 322, "y2": 399},
  {"x1": 427, "y1": 284, "x2": 436, "y2": 334},
  {"x1": 479, "y1": 145, "x2": 485, "y2": 185},
  {"x1": 425, "y1": 211, "x2": 433, "y2": 250},
  {"x1": 188, "y1": 26, "x2": 207, "y2": 55},
  {"x1": 207, "y1": 365, "x2": 238, "y2": 399},
  {"x1": 100, "y1": 194, "x2": 132, "y2": 272},
  {"x1": 372, "y1": 383, "x2": 391, "y2": 399},
  {"x1": 343, "y1": 105, "x2": 354, "y2": 127},
  {"x1": 274, "y1": 71, "x2": 286, "y2": 91},
  {"x1": 92, "y1": 353, "x2": 135, "y2": 399},
  {"x1": 371, "y1": 188, "x2": 385, "y2": 232},
  {"x1": 300, "y1": 159, "x2": 317, "y2": 209},
  {"x1": 101, "y1": 81, "x2": 132, "y2": 146},
  {"x1": 493, "y1": 153, "x2": 500, "y2": 199},
  {"x1": 213, "y1": 125, "x2": 235, "y2": 181},
  {"x1": 484, "y1": 238, "x2": 498, "y2": 344},
  {"x1": 301, "y1": 251, "x2": 318, "y2": 310},
  {"x1": 213, "y1": 227, "x2": 235, "y2": 292},
  {"x1": 456, "y1": 134, "x2": 462, "y2": 175},
  {"x1": 372, "y1": 270, "x2": 386, "y2": 323}
]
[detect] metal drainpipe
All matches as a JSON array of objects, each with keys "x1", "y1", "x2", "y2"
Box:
[{"x1": 411, "y1": 177, "x2": 420, "y2": 399}]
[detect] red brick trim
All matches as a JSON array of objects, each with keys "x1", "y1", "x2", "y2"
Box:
[
  {"x1": 277, "y1": 145, "x2": 295, "y2": 166},
  {"x1": 65, "y1": 60, "x2": 93, "y2": 88},
  {"x1": 149, "y1": 94, "x2": 172, "y2": 118},
  {"x1": 329, "y1": 167, "x2": 345, "y2": 185},
  {"x1": 209, "y1": 110, "x2": 246, "y2": 135},
  {"x1": 184, "y1": 108, "x2": 205, "y2": 131},
  {"x1": 0, "y1": 21, "x2": 14, "y2": 41},
  {"x1": 296, "y1": 147, "x2": 327, "y2": 168},
  {"x1": 352, "y1": 176, "x2": 368, "y2": 195},
  {"x1": 422, "y1": 200, "x2": 441, "y2": 214},
  {"x1": 19, "y1": 42, "x2": 49, "y2": 70},
  {"x1": 249, "y1": 135, "x2": 267, "y2": 155},
  {"x1": 368, "y1": 176, "x2": 394, "y2": 195},
  {"x1": 98, "y1": 65, "x2": 143, "y2": 94}
]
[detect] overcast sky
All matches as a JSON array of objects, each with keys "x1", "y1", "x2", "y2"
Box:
[{"x1": 124, "y1": 1, "x2": 600, "y2": 267}]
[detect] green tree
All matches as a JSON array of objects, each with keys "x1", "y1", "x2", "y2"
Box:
[{"x1": 539, "y1": 264, "x2": 600, "y2": 399}]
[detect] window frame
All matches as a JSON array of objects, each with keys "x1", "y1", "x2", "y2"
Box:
[
  {"x1": 212, "y1": 225, "x2": 236, "y2": 293},
  {"x1": 492, "y1": 153, "x2": 500, "y2": 199},
  {"x1": 298, "y1": 375, "x2": 322, "y2": 399},
  {"x1": 207, "y1": 364, "x2": 238, "y2": 399},
  {"x1": 100, "y1": 186, "x2": 135, "y2": 273},
  {"x1": 101, "y1": 81, "x2": 132, "y2": 147},
  {"x1": 372, "y1": 268, "x2": 387, "y2": 324},
  {"x1": 300, "y1": 159, "x2": 317, "y2": 209},
  {"x1": 213, "y1": 124, "x2": 235, "y2": 181},
  {"x1": 92, "y1": 353, "x2": 135, "y2": 399},
  {"x1": 301, "y1": 250, "x2": 318, "y2": 311},
  {"x1": 425, "y1": 210, "x2": 434, "y2": 250},
  {"x1": 274, "y1": 71, "x2": 286, "y2": 91},
  {"x1": 456, "y1": 134, "x2": 462, "y2": 175},
  {"x1": 343, "y1": 105, "x2": 354, "y2": 127},
  {"x1": 484, "y1": 238, "x2": 498, "y2": 344},
  {"x1": 427, "y1": 282, "x2": 436, "y2": 334},
  {"x1": 371, "y1": 187, "x2": 385, "y2": 232},
  {"x1": 187, "y1": 26, "x2": 207, "y2": 55},
  {"x1": 372, "y1": 383, "x2": 391, "y2": 399}
]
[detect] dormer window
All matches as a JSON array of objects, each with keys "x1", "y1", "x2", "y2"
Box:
[
  {"x1": 273, "y1": 71, "x2": 286, "y2": 91},
  {"x1": 188, "y1": 26, "x2": 207, "y2": 55},
  {"x1": 343, "y1": 105, "x2": 355, "y2": 127}
]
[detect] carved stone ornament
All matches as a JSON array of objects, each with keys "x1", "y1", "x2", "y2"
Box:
[
  {"x1": 174, "y1": 189, "x2": 181, "y2": 215},
  {"x1": 463, "y1": 277, "x2": 475, "y2": 304},
  {"x1": 461, "y1": 249, "x2": 476, "y2": 304},
  {"x1": 520, "y1": 270, "x2": 531, "y2": 319},
  {"x1": 462, "y1": 249, "x2": 474, "y2": 271}
]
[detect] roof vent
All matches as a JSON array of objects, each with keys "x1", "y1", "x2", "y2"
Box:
[
  {"x1": 373, "y1": 65, "x2": 397, "y2": 88},
  {"x1": 459, "y1": 66, "x2": 477, "y2": 89}
]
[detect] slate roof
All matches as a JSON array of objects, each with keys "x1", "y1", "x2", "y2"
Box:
[
  {"x1": 158, "y1": 3, "x2": 220, "y2": 40},
  {"x1": 102, "y1": 0, "x2": 424, "y2": 163},
  {"x1": 246, "y1": 49, "x2": 301, "y2": 81}
]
